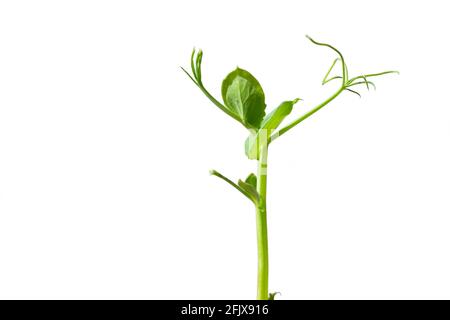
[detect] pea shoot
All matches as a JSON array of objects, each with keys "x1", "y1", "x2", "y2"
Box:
[{"x1": 182, "y1": 36, "x2": 398, "y2": 300}]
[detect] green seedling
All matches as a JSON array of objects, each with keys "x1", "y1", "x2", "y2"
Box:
[{"x1": 182, "y1": 36, "x2": 398, "y2": 300}]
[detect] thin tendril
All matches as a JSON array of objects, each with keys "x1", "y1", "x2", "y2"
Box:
[
  {"x1": 306, "y1": 35, "x2": 348, "y2": 85},
  {"x1": 346, "y1": 88, "x2": 361, "y2": 98}
]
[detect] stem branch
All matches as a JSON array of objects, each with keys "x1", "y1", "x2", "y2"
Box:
[{"x1": 270, "y1": 87, "x2": 345, "y2": 143}]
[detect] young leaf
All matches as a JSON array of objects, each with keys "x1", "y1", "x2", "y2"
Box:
[
  {"x1": 245, "y1": 99, "x2": 300, "y2": 160},
  {"x1": 245, "y1": 173, "x2": 257, "y2": 189},
  {"x1": 260, "y1": 99, "x2": 300, "y2": 130},
  {"x1": 221, "y1": 68, "x2": 266, "y2": 129},
  {"x1": 238, "y1": 179, "x2": 259, "y2": 204},
  {"x1": 210, "y1": 169, "x2": 257, "y2": 204},
  {"x1": 245, "y1": 131, "x2": 259, "y2": 160},
  {"x1": 268, "y1": 292, "x2": 280, "y2": 300}
]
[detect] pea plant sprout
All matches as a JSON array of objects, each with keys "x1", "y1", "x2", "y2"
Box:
[{"x1": 182, "y1": 36, "x2": 398, "y2": 300}]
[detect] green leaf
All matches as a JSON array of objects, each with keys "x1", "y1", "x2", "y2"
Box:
[
  {"x1": 245, "y1": 131, "x2": 258, "y2": 160},
  {"x1": 210, "y1": 169, "x2": 258, "y2": 204},
  {"x1": 221, "y1": 68, "x2": 266, "y2": 129},
  {"x1": 260, "y1": 99, "x2": 300, "y2": 130},
  {"x1": 268, "y1": 292, "x2": 280, "y2": 300},
  {"x1": 245, "y1": 99, "x2": 300, "y2": 160},
  {"x1": 245, "y1": 173, "x2": 257, "y2": 189},
  {"x1": 238, "y1": 179, "x2": 259, "y2": 204}
]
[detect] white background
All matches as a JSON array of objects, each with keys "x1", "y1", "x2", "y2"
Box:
[{"x1": 0, "y1": 1, "x2": 449, "y2": 299}]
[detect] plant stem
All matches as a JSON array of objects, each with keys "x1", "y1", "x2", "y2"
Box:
[
  {"x1": 256, "y1": 131, "x2": 269, "y2": 300},
  {"x1": 270, "y1": 87, "x2": 345, "y2": 143}
]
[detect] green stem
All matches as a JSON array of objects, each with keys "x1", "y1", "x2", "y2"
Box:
[
  {"x1": 256, "y1": 131, "x2": 269, "y2": 300},
  {"x1": 270, "y1": 87, "x2": 345, "y2": 143},
  {"x1": 253, "y1": 87, "x2": 345, "y2": 300}
]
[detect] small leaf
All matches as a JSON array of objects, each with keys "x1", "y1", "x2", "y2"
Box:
[
  {"x1": 238, "y1": 179, "x2": 259, "y2": 204},
  {"x1": 245, "y1": 173, "x2": 257, "y2": 189},
  {"x1": 210, "y1": 169, "x2": 257, "y2": 204},
  {"x1": 244, "y1": 129, "x2": 268, "y2": 160},
  {"x1": 245, "y1": 99, "x2": 300, "y2": 160},
  {"x1": 268, "y1": 292, "x2": 280, "y2": 300},
  {"x1": 260, "y1": 99, "x2": 300, "y2": 131},
  {"x1": 245, "y1": 131, "x2": 259, "y2": 160},
  {"x1": 222, "y1": 68, "x2": 266, "y2": 129}
]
